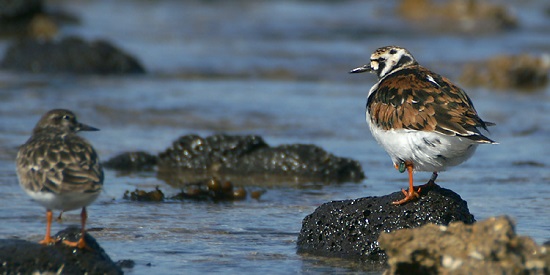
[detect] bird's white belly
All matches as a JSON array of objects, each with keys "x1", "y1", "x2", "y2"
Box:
[
  {"x1": 367, "y1": 117, "x2": 478, "y2": 172},
  {"x1": 24, "y1": 190, "x2": 100, "y2": 211}
]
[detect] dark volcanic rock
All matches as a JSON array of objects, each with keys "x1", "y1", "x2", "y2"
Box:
[
  {"x1": 296, "y1": 184, "x2": 474, "y2": 266},
  {"x1": 103, "y1": 151, "x2": 158, "y2": 171},
  {"x1": 1, "y1": 36, "x2": 145, "y2": 74},
  {"x1": 0, "y1": 0, "x2": 44, "y2": 37},
  {"x1": 155, "y1": 134, "x2": 365, "y2": 184},
  {"x1": 0, "y1": 0, "x2": 42, "y2": 20},
  {"x1": 158, "y1": 134, "x2": 268, "y2": 170},
  {"x1": 0, "y1": 227, "x2": 122, "y2": 274},
  {"x1": 116, "y1": 259, "x2": 136, "y2": 269},
  {"x1": 379, "y1": 216, "x2": 550, "y2": 274},
  {"x1": 234, "y1": 144, "x2": 364, "y2": 182}
]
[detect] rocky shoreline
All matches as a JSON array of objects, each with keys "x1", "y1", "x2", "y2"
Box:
[
  {"x1": 0, "y1": 0, "x2": 548, "y2": 274},
  {"x1": 4, "y1": 187, "x2": 547, "y2": 274},
  {"x1": 297, "y1": 184, "x2": 549, "y2": 274}
]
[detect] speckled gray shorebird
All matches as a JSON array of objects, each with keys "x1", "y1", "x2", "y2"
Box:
[
  {"x1": 16, "y1": 109, "x2": 103, "y2": 249},
  {"x1": 351, "y1": 46, "x2": 496, "y2": 205}
]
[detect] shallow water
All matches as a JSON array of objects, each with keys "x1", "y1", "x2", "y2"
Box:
[{"x1": 0, "y1": 0, "x2": 549, "y2": 274}]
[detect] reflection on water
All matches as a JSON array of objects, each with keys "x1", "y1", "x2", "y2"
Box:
[{"x1": 0, "y1": 0, "x2": 549, "y2": 274}]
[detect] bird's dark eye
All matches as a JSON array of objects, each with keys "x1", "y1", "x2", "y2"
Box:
[
  {"x1": 389, "y1": 49, "x2": 397, "y2": 54},
  {"x1": 62, "y1": 115, "x2": 70, "y2": 120}
]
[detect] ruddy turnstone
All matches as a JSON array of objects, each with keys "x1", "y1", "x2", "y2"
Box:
[
  {"x1": 16, "y1": 109, "x2": 103, "y2": 248},
  {"x1": 350, "y1": 46, "x2": 496, "y2": 205}
]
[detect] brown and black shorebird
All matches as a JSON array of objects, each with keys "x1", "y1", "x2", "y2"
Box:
[
  {"x1": 350, "y1": 46, "x2": 496, "y2": 205},
  {"x1": 16, "y1": 109, "x2": 103, "y2": 249}
]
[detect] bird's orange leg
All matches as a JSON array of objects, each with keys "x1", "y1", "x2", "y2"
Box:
[
  {"x1": 39, "y1": 209, "x2": 59, "y2": 245},
  {"x1": 62, "y1": 207, "x2": 89, "y2": 249},
  {"x1": 392, "y1": 162, "x2": 421, "y2": 205}
]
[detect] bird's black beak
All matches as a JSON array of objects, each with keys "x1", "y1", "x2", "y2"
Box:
[
  {"x1": 76, "y1": 122, "x2": 100, "y2": 132},
  {"x1": 349, "y1": 64, "x2": 372, "y2": 74}
]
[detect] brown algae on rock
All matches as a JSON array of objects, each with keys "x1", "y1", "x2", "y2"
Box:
[
  {"x1": 124, "y1": 187, "x2": 165, "y2": 202},
  {"x1": 123, "y1": 178, "x2": 264, "y2": 202}
]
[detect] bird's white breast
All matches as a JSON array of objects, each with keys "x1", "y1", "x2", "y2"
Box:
[
  {"x1": 24, "y1": 189, "x2": 100, "y2": 211},
  {"x1": 366, "y1": 110, "x2": 479, "y2": 172}
]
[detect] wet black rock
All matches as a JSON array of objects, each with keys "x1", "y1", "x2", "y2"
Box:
[
  {"x1": 116, "y1": 259, "x2": 135, "y2": 269},
  {"x1": 0, "y1": 0, "x2": 42, "y2": 20},
  {"x1": 296, "y1": 184, "x2": 474, "y2": 266},
  {"x1": 0, "y1": 227, "x2": 122, "y2": 274},
  {"x1": 1, "y1": 36, "x2": 146, "y2": 74},
  {"x1": 0, "y1": 0, "x2": 44, "y2": 37},
  {"x1": 103, "y1": 151, "x2": 158, "y2": 171},
  {"x1": 116, "y1": 260, "x2": 136, "y2": 269},
  {"x1": 233, "y1": 144, "x2": 364, "y2": 182},
  {"x1": 379, "y1": 216, "x2": 550, "y2": 274},
  {"x1": 156, "y1": 134, "x2": 365, "y2": 184},
  {"x1": 158, "y1": 134, "x2": 268, "y2": 170}
]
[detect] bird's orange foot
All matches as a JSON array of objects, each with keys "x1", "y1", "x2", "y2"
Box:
[
  {"x1": 392, "y1": 187, "x2": 421, "y2": 205},
  {"x1": 62, "y1": 238, "x2": 91, "y2": 250},
  {"x1": 39, "y1": 236, "x2": 60, "y2": 245}
]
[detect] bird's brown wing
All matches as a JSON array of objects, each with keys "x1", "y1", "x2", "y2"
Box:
[
  {"x1": 367, "y1": 65, "x2": 495, "y2": 143},
  {"x1": 16, "y1": 134, "x2": 103, "y2": 194}
]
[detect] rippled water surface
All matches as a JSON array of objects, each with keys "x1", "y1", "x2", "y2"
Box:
[{"x1": 0, "y1": 0, "x2": 549, "y2": 274}]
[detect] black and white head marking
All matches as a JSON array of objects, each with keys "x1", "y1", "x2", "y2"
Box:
[{"x1": 369, "y1": 46, "x2": 418, "y2": 79}]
